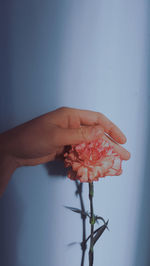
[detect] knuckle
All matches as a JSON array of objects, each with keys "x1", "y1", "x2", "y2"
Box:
[
  {"x1": 80, "y1": 126, "x2": 88, "y2": 141},
  {"x1": 58, "y1": 106, "x2": 68, "y2": 113},
  {"x1": 58, "y1": 106, "x2": 74, "y2": 113},
  {"x1": 96, "y1": 112, "x2": 102, "y2": 124}
]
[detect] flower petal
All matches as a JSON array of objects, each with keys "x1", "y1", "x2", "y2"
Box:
[{"x1": 64, "y1": 138, "x2": 123, "y2": 182}]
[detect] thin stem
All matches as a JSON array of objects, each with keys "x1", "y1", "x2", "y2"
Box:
[
  {"x1": 89, "y1": 182, "x2": 94, "y2": 266},
  {"x1": 75, "y1": 181, "x2": 87, "y2": 266}
]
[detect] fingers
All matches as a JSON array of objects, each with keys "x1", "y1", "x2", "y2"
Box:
[
  {"x1": 77, "y1": 109, "x2": 127, "y2": 144},
  {"x1": 76, "y1": 109, "x2": 130, "y2": 160},
  {"x1": 50, "y1": 107, "x2": 127, "y2": 145},
  {"x1": 50, "y1": 107, "x2": 130, "y2": 160},
  {"x1": 54, "y1": 125, "x2": 130, "y2": 161},
  {"x1": 54, "y1": 125, "x2": 104, "y2": 146},
  {"x1": 97, "y1": 113, "x2": 127, "y2": 144},
  {"x1": 103, "y1": 134, "x2": 131, "y2": 160}
]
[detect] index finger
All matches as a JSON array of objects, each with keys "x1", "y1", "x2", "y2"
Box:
[{"x1": 77, "y1": 109, "x2": 127, "y2": 144}]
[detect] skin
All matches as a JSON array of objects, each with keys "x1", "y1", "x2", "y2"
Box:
[{"x1": 0, "y1": 107, "x2": 131, "y2": 196}]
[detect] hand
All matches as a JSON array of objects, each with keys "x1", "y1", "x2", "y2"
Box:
[{"x1": 0, "y1": 107, "x2": 130, "y2": 196}]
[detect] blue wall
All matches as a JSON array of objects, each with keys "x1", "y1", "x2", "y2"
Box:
[{"x1": 0, "y1": 1, "x2": 149, "y2": 266}]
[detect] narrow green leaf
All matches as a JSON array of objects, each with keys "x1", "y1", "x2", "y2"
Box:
[
  {"x1": 95, "y1": 216, "x2": 106, "y2": 224},
  {"x1": 64, "y1": 206, "x2": 89, "y2": 217},
  {"x1": 93, "y1": 220, "x2": 109, "y2": 246}
]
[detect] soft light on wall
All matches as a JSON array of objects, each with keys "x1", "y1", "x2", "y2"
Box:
[{"x1": 0, "y1": 1, "x2": 149, "y2": 266}]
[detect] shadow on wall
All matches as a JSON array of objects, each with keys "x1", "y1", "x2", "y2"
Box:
[
  {"x1": 0, "y1": 1, "x2": 70, "y2": 266},
  {"x1": 133, "y1": 100, "x2": 150, "y2": 266},
  {"x1": 0, "y1": 185, "x2": 25, "y2": 266},
  {"x1": 0, "y1": 3, "x2": 20, "y2": 265},
  {"x1": 0, "y1": 2, "x2": 14, "y2": 132},
  {"x1": 45, "y1": 159, "x2": 67, "y2": 178},
  {"x1": 133, "y1": 7, "x2": 150, "y2": 266}
]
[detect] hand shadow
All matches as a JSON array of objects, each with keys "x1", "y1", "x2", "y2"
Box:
[
  {"x1": 44, "y1": 158, "x2": 67, "y2": 179},
  {"x1": 44, "y1": 147, "x2": 71, "y2": 179}
]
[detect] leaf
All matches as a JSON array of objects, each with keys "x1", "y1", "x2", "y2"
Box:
[
  {"x1": 93, "y1": 220, "x2": 109, "y2": 246},
  {"x1": 64, "y1": 206, "x2": 89, "y2": 218},
  {"x1": 95, "y1": 216, "x2": 106, "y2": 224},
  {"x1": 84, "y1": 226, "x2": 105, "y2": 244}
]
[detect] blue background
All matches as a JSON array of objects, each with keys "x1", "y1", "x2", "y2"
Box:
[{"x1": 0, "y1": 1, "x2": 149, "y2": 265}]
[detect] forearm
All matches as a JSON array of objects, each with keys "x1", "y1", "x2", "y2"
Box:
[{"x1": 0, "y1": 134, "x2": 18, "y2": 196}]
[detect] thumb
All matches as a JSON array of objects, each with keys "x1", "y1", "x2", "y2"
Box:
[{"x1": 55, "y1": 125, "x2": 104, "y2": 146}]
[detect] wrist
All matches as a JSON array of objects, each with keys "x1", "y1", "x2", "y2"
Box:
[
  {"x1": 0, "y1": 134, "x2": 18, "y2": 196},
  {"x1": 0, "y1": 153, "x2": 18, "y2": 196}
]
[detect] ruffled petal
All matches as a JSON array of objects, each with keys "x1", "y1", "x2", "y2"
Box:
[{"x1": 64, "y1": 138, "x2": 123, "y2": 182}]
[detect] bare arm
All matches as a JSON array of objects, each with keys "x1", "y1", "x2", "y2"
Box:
[{"x1": 0, "y1": 107, "x2": 130, "y2": 196}]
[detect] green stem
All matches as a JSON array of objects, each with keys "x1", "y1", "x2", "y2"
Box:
[
  {"x1": 75, "y1": 181, "x2": 87, "y2": 266},
  {"x1": 89, "y1": 182, "x2": 94, "y2": 266}
]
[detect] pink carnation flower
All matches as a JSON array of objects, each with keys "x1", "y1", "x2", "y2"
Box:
[{"x1": 64, "y1": 138, "x2": 122, "y2": 182}]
